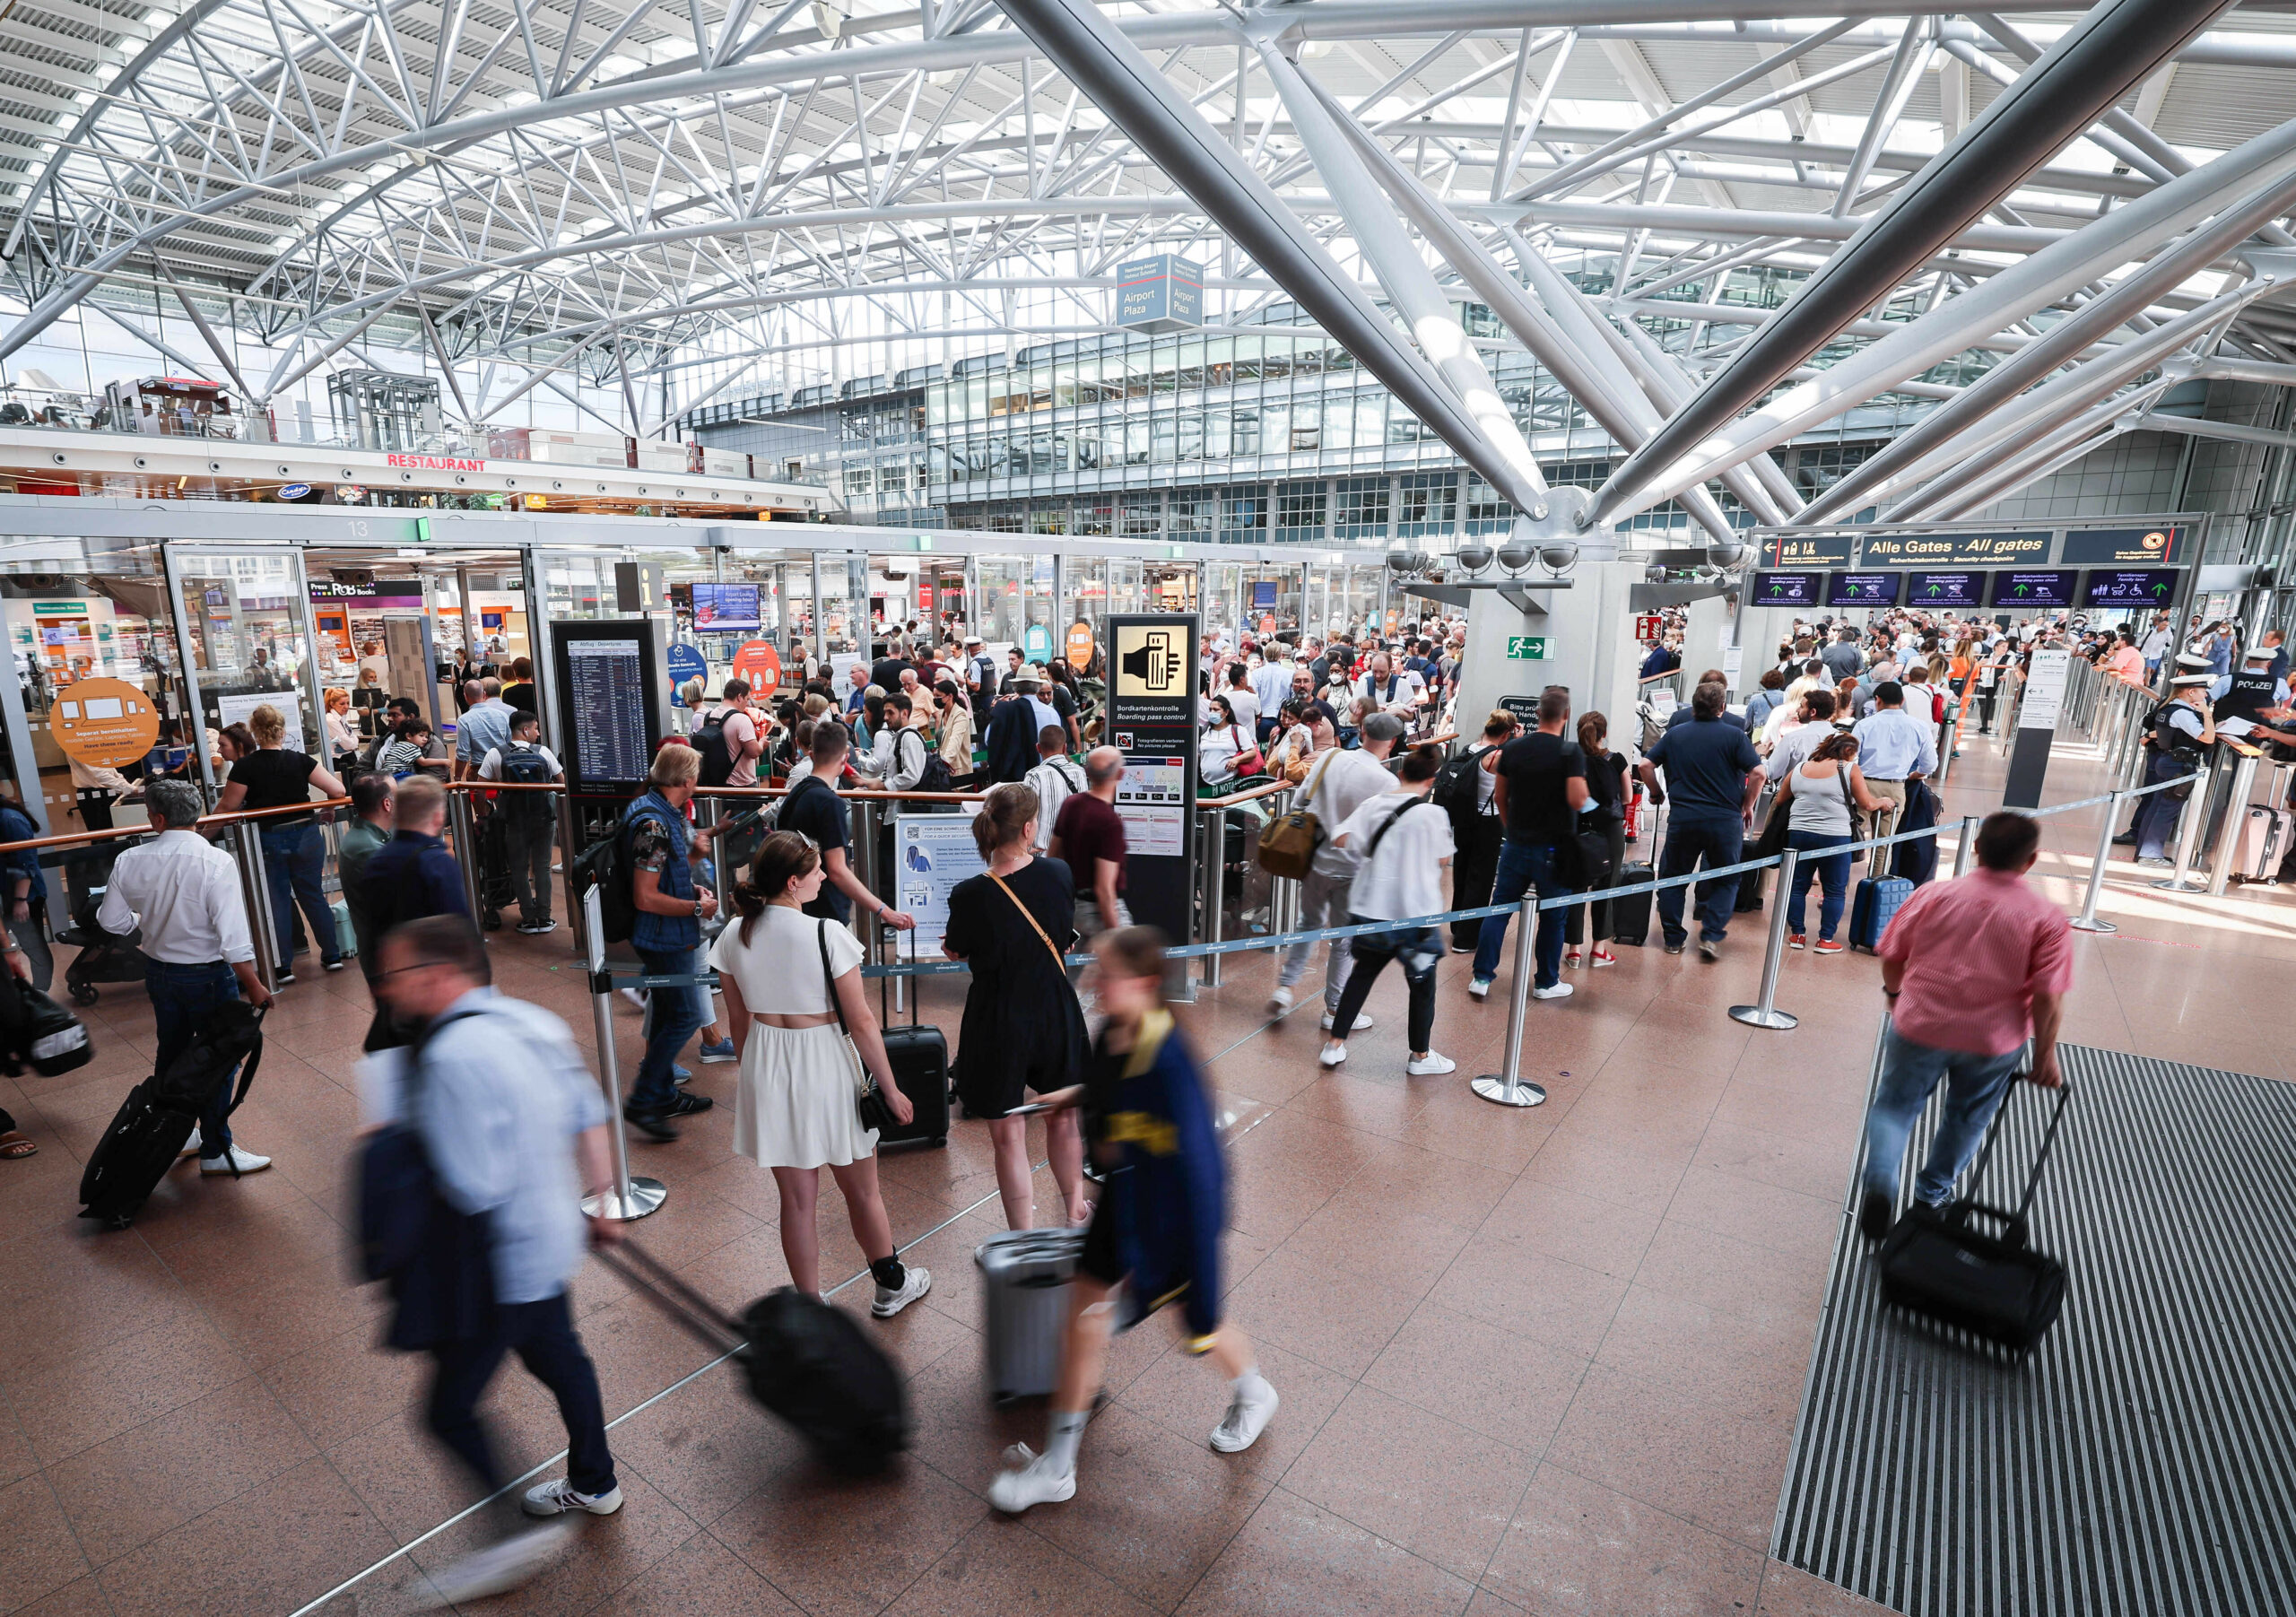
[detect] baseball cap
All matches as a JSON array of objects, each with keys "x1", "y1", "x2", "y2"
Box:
[{"x1": 1361, "y1": 711, "x2": 1407, "y2": 744}]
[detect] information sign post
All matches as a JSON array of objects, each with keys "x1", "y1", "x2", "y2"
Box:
[
  {"x1": 2004, "y1": 646, "x2": 2072, "y2": 809},
  {"x1": 1104, "y1": 614, "x2": 1200, "y2": 975}
]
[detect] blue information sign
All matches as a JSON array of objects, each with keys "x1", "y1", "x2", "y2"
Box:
[
  {"x1": 665, "y1": 641, "x2": 709, "y2": 703},
  {"x1": 1752, "y1": 570, "x2": 1822, "y2": 609},
  {"x1": 1987, "y1": 570, "x2": 2077, "y2": 608},
  {"x1": 1825, "y1": 572, "x2": 1902, "y2": 607},
  {"x1": 1907, "y1": 571, "x2": 1983, "y2": 609},
  {"x1": 2082, "y1": 569, "x2": 2179, "y2": 608}
]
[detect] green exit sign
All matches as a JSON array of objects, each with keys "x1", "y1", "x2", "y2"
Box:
[{"x1": 1506, "y1": 636, "x2": 1552, "y2": 659}]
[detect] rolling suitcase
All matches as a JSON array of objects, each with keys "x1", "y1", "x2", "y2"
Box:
[
  {"x1": 976, "y1": 1225, "x2": 1086, "y2": 1404},
  {"x1": 2231, "y1": 804, "x2": 2292, "y2": 884},
  {"x1": 78, "y1": 1002, "x2": 263, "y2": 1230},
  {"x1": 1849, "y1": 874, "x2": 1914, "y2": 952},
  {"x1": 1877, "y1": 1079, "x2": 2072, "y2": 1356},
  {"x1": 333, "y1": 899, "x2": 358, "y2": 961},
  {"x1": 877, "y1": 1024, "x2": 950, "y2": 1149},
  {"x1": 1607, "y1": 863, "x2": 1655, "y2": 947},
  {"x1": 599, "y1": 1241, "x2": 910, "y2": 1474}
]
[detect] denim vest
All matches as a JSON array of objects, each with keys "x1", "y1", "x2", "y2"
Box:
[{"x1": 627, "y1": 790, "x2": 700, "y2": 952}]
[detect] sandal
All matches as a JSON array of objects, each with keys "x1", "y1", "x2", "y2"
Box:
[
  {"x1": 0, "y1": 1131, "x2": 37, "y2": 1159},
  {"x1": 1563, "y1": 949, "x2": 1583, "y2": 968},
  {"x1": 1589, "y1": 949, "x2": 1617, "y2": 968}
]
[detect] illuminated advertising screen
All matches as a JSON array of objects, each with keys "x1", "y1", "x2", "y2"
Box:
[{"x1": 690, "y1": 581, "x2": 761, "y2": 633}]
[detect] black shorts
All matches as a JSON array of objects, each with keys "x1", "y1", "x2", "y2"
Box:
[
  {"x1": 1079, "y1": 1187, "x2": 1126, "y2": 1288},
  {"x1": 955, "y1": 1023, "x2": 1075, "y2": 1120}
]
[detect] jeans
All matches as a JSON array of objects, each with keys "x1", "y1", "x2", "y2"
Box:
[
  {"x1": 1655, "y1": 815, "x2": 1744, "y2": 946},
  {"x1": 631, "y1": 945, "x2": 703, "y2": 1114},
  {"x1": 1277, "y1": 865, "x2": 1353, "y2": 1012},
  {"x1": 1860, "y1": 1023, "x2": 2025, "y2": 1206},
  {"x1": 259, "y1": 823, "x2": 339, "y2": 969},
  {"x1": 426, "y1": 1291, "x2": 616, "y2": 1498},
  {"x1": 2133, "y1": 749, "x2": 2190, "y2": 860},
  {"x1": 1329, "y1": 919, "x2": 1440, "y2": 1053},
  {"x1": 145, "y1": 959, "x2": 242, "y2": 1154},
  {"x1": 1449, "y1": 816, "x2": 1504, "y2": 951},
  {"x1": 1785, "y1": 830, "x2": 1853, "y2": 942},
  {"x1": 1470, "y1": 839, "x2": 1575, "y2": 991},
  {"x1": 502, "y1": 814, "x2": 555, "y2": 924}
]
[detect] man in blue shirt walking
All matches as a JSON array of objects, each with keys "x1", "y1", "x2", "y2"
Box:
[
  {"x1": 1639, "y1": 682, "x2": 1765, "y2": 960},
  {"x1": 622, "y1": 744, "x2": 718, "y2": 1141}
]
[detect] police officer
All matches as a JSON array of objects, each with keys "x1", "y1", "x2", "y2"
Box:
[
  {"x1": 2126, "y1": 659, "x2": 2217, "y2": 866},
  {"x1": 2209, "y1": 643, "x2": 2292, "y2": 744}
]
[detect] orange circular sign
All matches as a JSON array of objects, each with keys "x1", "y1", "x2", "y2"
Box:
[
  {"x1": 1259, "y1": 613, "x2": 1277, "y2": 636},
  {"x1": 53, "y1": 677, "x2": 160, "y2": 768},
  {"x1": 1065, "y1": 622, "x2": 1094, "y2": 669},
  {"x1": 730, "y1": 639, "x2": 782, "y2": 696}
]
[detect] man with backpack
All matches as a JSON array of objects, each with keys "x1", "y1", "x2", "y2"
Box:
[
  {"x1": 1024, "y1": 727, "x2": 1084, "y2": 853},
  {"x1": 1433, "y1": 709, "x2": 1515, "y2": 953},
  {"x1": 363, "y1": 915, "x2": 627, "y2": 1605},
  {"x1": 478, "y1": 710, "x2": 564, "y2": 935}
]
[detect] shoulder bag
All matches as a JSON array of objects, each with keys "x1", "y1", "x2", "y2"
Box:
[
  {"x1": 987, "y1": 870, "x2": 1080, "y2": 983},
  {"x1": 1836, "y1": 765, "x2": 1866, "y2": 864},
  {"x1": 1554, "y1": 743, "x2": 1614, "y2": 890},
  {"x1": 821, "y1": 922, "x2": 898, "y2": 1133},
  {"x1": 1258, "y1": 751, "x2": 1336, "y2": 879}
]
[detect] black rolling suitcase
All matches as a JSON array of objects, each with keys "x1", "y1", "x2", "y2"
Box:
[
  {"x1": 79, "y1": 1003, "x2": 265, "y2": 1230},
  {"x1": 879, "y1": 1024, "x2": 950, "y2": 1148},
  {"x1": 1876, "y1": 1078, "x2": 2072, "y2": 1356},
  {"x1": 1608, "y1": 863, "x2": 1655, "y2": 946},
  {"x1": 598, "y1": 1240, "x2": 910, "y2": 1475}
]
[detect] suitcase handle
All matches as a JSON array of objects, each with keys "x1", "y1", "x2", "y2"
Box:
[
  {"x1": 595, "y1": 1240, "x2": 746, "y2": 1355},
  {"x1": 1948, "y1": 1074, "x2": 2073, "y2": 1231}
]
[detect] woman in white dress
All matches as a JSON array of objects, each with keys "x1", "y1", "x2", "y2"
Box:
[{"x1": 709, "y1": 830, "x2": 932, "y2": 1317}]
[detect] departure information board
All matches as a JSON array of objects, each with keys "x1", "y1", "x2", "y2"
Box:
[
  {"x1": 552, "y1": 619, "x2": 665, "y2": 794},
  {"x1": 1987, "y1": 570, "x2": 2078, "y2": 608},
  {"x1": 1825, "y1": 572, "x2": 1902, "y2": 607},
  {"x1": 1906, "y1": 571, "x2": 1982, "y2": 610}
]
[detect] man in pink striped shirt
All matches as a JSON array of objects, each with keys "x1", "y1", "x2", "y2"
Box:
[{"x1": 1859, "y1": 812, "x2": 2071, "y2": 1242}]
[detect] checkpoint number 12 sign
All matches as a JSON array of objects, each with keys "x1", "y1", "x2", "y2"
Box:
[{"x1": 1506, "y1": 636, "x2": 1552, "y2": 660}]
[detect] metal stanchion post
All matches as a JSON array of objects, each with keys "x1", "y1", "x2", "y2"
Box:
[
  {"x1": 232, "y1": 823, "x2": 280, "y2": 992},
  {"x1": 2206, "y1": 750, "x2": 2260, "y2": 898},
  {"x1": 579, "y1": 884, "x2": 666, "y2": 1221},
  {"x1": 447, "y1": 788, "x2": 483, "y2": 923},
  {"x1": 1201, "y1": 806, "x2": 1226, "y2": 988},
  {"x1": 2153, "y1": 765, "x2": 2213, "y2": 893},
  {"x1": 559, "y1": 793, "x2": 586, "y2": 956},
  {"x1": 1729, "y1": 851, "x2": 1800, "y2": 1031},
  {"x1": 2068, "y1": 789, "x2": 2123, "y2": 934},
  {"x1": 1951, "y1": 815, "x2": 1979, "y2": 879},
  {"x1": 1473, "y1": 893, "x2": 1547, "y2": 1108}
]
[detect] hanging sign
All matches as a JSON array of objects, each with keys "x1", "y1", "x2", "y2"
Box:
[
  {"x1": 51, "y1": 677, "x2": 160, "y2": 768},
  {"x1": 729, "y1": 639, "x2": 783, "y2": 696},
  {"x1": 1065, "y1": 622, "x2": 1095, "y2": 669},
  {"x1": 665, "y1": 643, "x2": 709, "y2": 703}
]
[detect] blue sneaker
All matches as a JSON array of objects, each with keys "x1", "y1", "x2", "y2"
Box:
[
  {"x1": 672, "y1": 1064, "x2": 692, "y2": 1084},
  {"x1": 697, "y1": 1037, "x2": 737, "y2": 1065}
]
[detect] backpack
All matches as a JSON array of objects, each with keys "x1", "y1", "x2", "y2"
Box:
[
  {"x1": 569, "y1": 801, "x2": 642, "y2": 943},
  {"x1": 692, "y1": 707, "x2": 735, "y2": 787},
  {"x1": 1431, "y1": 743, "x2": 1495, "y2": 836},
  {"x1": 898, "y1": 727, "x2": 955, "y2": 794},
  {"x1": 496, "y1": 743, "x2": 556, "y2": 823},
  {"x1": 151, "y1": 998, "x2": 263, "y2": 1119},
  {"x1": 0, "y1": 972, "x2": 90, "y2": 1079}
]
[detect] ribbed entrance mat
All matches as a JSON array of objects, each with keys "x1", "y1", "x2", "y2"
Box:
[{"x1": 1773, "y1": 1044, "x2": 2296, "y2": 1617}]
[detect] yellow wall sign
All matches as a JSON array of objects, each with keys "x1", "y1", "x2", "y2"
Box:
[
  {"x1": 53, "y1": 677, "x2": 161, "y2": 768},
  {"x1": 1114, "y1": 623, "x2": 1189, "y2": 698}
]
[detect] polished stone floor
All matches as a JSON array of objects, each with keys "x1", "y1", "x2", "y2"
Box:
[{"x1": 0, "y1": 725, "x2": 2279, "y2": 1615}]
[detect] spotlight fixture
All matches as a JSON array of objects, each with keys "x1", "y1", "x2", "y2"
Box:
[
  {"x1": 1537, "y1": 541, "x2": 1579, "y2": 578},
  {"x1": 1495, "y1": 540, "x2": 1535, "y2": 575},
  {"x1": 1456, "y1": 543, "x2": 1494, "y2": 575}
]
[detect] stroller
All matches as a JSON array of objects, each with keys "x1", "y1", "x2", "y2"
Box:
[{"x1": 55, "y1": 846, "x2": 148, "y2": 1007}]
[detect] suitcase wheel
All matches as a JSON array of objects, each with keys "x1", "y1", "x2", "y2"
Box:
[
  {"x1": 71, "y1": 983, "x2": 98, "y2": 1006},
  {"x1": 929, "y1": 1135, "x2": 946, "y2": 1149}
]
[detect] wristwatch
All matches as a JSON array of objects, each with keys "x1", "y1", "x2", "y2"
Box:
[{"x1": 691, "y1": 899, "x2": 704, "y2": 917}]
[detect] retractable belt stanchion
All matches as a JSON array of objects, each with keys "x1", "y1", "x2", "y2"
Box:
[
  {"x1": 1472, "y1": 892, "x2": 1547, "y2": 1108},
  {"x1": 1951, "y1": 815, "x2": 1979, "y2": 879},
  {"x1": 2153, "y1": 755, "x2": 2214, "y2": 894},
  {"x1": 1728, "y1": 848, "x2": 1800, "y2": 1031},
  {"x1": 1200, "y1": 806, "x2": 1226, "y2": 989},
  {"x1": 2206, "y1": 747, "x2": 2261, "y2": 899},
  {"x1": 446, "y1": 788, "x2": 483, "y2": 923},
  {"x1": 230, "y1": 822, "x2": 282, "y2": 992},
  {"x1": 579, "y1": 883, "x2": 666, "y2": 1221},
  {"x1": 2068, "y1": 789, "x2": 2124, "y2": 934}
]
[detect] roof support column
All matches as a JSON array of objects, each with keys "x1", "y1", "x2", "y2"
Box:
[
  {"x1": 990, "y1": 0, "x2": 1547, "y2": 518},
  {"x1": 1586, "y1": 0, "x2": 2241, "y2": 529}
]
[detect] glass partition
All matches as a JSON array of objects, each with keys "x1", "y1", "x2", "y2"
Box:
[{"x1": 170, "y1": 546, "x2": 324, "y2": 780}]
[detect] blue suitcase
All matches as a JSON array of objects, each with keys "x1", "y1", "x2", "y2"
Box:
[{"x1": 1850, "y1": 875, "x2": 1913, "y2": 952}]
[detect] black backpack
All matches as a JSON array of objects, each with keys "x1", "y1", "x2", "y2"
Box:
[
  {"x1": 898, "y1": 728, "x2": 955, "y2": 794},
  {"x1": 356, "y1": 1009, "x2": 499, "y2": 1348},
  {"x1": 569, "y1": 802, "x2": 642, "y2": 943},
  {"x1": 691, "y1": 707, "x2": 735, "y2": 787},
  {"x1": 497, "y1": 743, "x2": 557, "y2": 823},
  {"x1": 0, "y1": 972, "x2": 91, "y2": 1078},
  {"x1": 1431, "y1": 743, "x2": 1494, "y2": 836}
]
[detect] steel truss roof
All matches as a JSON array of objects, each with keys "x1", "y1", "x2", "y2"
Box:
[{"x1": 7, "y1": 2, "x2": 2296, "y2": 523}]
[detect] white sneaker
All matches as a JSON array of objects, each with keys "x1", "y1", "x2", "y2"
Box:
[
  {"x1": 178, "y1": 1126, "x2": 201, "y2": 1160},
  {"x1": 199, "y1": 1145, "x2": 271, "y2": 1176},
  {"x1": 1265, "y1": 987, "x2": 1293, "y2": 1014},
  {"x1": 1318, "y1": 1044, "x2": 1347, "y2": 1068},
  {"x1": 522, "y1": 1477, "x2": 623, "y2": 1517},
  {"x1": 1210, "y1": 1382, "x2": 1279, "y2": 1454},
  {"x1": 872, "y1": 1265, "x2": 933, "y2": 1317},
  {"x1": 988, "y1": 1447, "x2": 1077, "y2": 1514},
  {"x1": 616, "y1": 987, "x2": 648, "y2": 1010},
  {"x1": 421, "y1": 1522, "x2": 574, "y2": 1607},
  {"x1": 1468, "y1": 978, "x2": 1493, "y2": 1001},
  {"x1": 1532, "y1": 981, "x2": 1575, "y2": 1001},
  {"x1": 1319, "y1": 1010, "x2": 1372, "y2": 1033},
  {"x1": 1405, "y1": 1052, "x2": 1457, "y2": 1075}
]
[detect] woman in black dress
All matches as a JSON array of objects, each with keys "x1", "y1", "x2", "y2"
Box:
[
  {"x1": 1563, "y1": 710, "x2": 1631, "y2": 969},
  {"x1": 944, "y1": 782, "x2": 1089, "y2": 1228}
]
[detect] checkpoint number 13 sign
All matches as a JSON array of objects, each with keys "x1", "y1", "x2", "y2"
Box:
[{"x1": 1506, "y1": 636, "x2": 1552, "y2": 660}]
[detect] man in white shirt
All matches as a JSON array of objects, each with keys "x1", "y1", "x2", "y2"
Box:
[
  {"x1": 98, "y1": 778, "x2": 274, "y2": 1176},
  {"x1": 1270, "y1": 709, "x2": 1405, "y2": 1030},
  {"x1": 1318, "y1": 743, "x2": 1457, "y2": 1075},
  {"x1": 1355, "y1": 652, "x2": 1425, "y2": 715},
  {"x1": 1023, "y1": 727, "x2": 1085, "y2": 853},
  {"x1": 883, "y1": 691, "x2": 934, "y2": 791}
]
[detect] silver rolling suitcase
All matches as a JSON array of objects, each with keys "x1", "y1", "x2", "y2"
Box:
[
  {"x1": 2232, "y1": 804, "x2": 2293, "y2": 883},
  {"x1": 976, "y1": 1226, "x2": 1086, "y2": 1404}
]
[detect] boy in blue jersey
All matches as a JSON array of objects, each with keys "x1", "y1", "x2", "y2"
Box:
[{"x1": 988, "y1": 926, "x2": 1277, "y2": 1513}]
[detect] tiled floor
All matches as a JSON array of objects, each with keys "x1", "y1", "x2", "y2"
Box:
[{"x1": 0, "y1": 722, "x2": 2282, "y2": 1616}]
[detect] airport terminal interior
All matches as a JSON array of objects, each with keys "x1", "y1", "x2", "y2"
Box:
[{"x1": 4, "y1": 2, "x2": 2296, "y2": 1613}]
